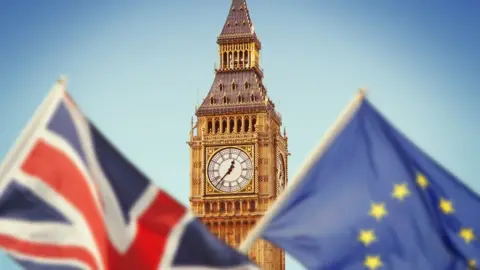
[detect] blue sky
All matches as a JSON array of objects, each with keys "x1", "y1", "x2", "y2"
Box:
[{"x1": 0, "y1": 1, "x2": 479, "y2": 269}]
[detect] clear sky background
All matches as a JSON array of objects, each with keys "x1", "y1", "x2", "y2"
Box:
[{"x1": 0, "y1": 1, "x2": 479, "y2": 269}]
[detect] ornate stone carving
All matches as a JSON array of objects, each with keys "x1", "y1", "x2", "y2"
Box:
[{"x1": 188, "y1": 1, "x2": 286, "y2": 268}]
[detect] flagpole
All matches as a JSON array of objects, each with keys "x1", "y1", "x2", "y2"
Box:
[
  {"x1": 238, "y1": 88, "x2": 368, "y2": 254},
  {"x1": 0, "y1": 76, "x2": 68, "y2": 180}
]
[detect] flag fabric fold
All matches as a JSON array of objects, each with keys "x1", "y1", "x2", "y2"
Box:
[
  {"x1": 257, "y1": 93, "x2": 480, "y2": 269},
  {"x1": 0, "y1": 78, "x2": 257, "y2": 270}
]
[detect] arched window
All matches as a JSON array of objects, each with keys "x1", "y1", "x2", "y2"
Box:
[
  {"x1": 235, "y1": 201, "x2": 240, "y2": 211},
  {"x1": 208, "y1": 120, "x2": 213, "y2": 133},
  {"x1": 222, "y1": 119, "x2": 227, "y2": 133},
  {"x1": 214, "y1": 119, "x2": 220, "y2": 133},
  {"x1": 229, "y1": 118, "x2": 235, "y2": 133},
  {"x1": 234, "y1": 51, "x2": 238, "y2": 68},
  {"x1": 237, "y1": 118, "x2": 242, "y2": 133},
  {"x1": 249, "y1": 201, "x2": 255, "y2": 211},
  {"x1": 239, "y1": 51, "x2": 244, "y2": 68}
]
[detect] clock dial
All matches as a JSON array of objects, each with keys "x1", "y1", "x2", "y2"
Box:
[
  {"x1": 277, "y1": 154, "x2": 285, "y2": 192},
  {"x1": 207, "y1": 147, "x2": 253, "y2": 193}
]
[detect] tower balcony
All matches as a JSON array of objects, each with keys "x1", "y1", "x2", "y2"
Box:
[
  {"x1": 215, "y1": 65, "x2": 264, "y2": 78},
  {"x1": 190, "y1": 197, "x2": 277, "y2": 218}
]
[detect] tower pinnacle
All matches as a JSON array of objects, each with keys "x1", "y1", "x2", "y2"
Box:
[
  {"x1": 218, "y1": 0, "x2": 257, "y2": 43},
  {"x1": 196, "y1": 0, "x2": 280, "y2": 127}
]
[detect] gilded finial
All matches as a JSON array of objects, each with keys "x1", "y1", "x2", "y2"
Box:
[
  {"x1": 57, "y1": 75, "x2": 68, "y2": 88},
  {"x1": 358, "y1": 87, "x2": 369, "y2": 96}
]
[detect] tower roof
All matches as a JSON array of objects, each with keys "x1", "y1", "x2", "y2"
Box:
[
  {"x1": 195, "y1": 70, "x2": 280, "y2": 123},
  {"x1": 196, "y1": 0, "x2": 279, "y2": 123},
  {"x1": 218, "y1": 0, "x2": 259, "y2": 44}
]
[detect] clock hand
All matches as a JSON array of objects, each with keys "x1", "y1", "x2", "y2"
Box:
[{"x1": 216, "y1": 161, "x2": 235, "y2": 188}]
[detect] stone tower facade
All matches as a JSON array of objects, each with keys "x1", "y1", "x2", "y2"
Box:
[{"x1": 188, "y1": 1, "x2": 288, "y2": 269}]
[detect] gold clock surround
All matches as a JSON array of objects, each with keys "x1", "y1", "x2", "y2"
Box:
[{"x1": 204, "y1": 145, "x2": 257, "y2": 196}]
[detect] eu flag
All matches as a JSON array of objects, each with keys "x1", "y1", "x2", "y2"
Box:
[{"x1": 257, "y1": 93, "x2": 480, "y2": 269}]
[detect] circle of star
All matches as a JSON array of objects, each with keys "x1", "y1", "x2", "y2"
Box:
[
  {"x1": 358, "y1": 230, "x2": 376, "y2": 246},
  {"x1": 416, "y1": 173, "x2": 429, "y2": 189},
  {"x1": 439, "y1": 198, "x2": 455, "y2": 215},
  {"x1": 369, "y1": 202, "x2": 387, "y2": 221},
  {"x1": 392, "y1": 183, "x2": 410, "y2": 201},
  {"x1": 459, "y1": 228, "x2": 476, "y2": 244},
  {"x1": 469, "y1": 259, "x2": 477, "y2": 269},
  {"x1": 364, "y1": 255, "x2": 383, "y2": 270}
]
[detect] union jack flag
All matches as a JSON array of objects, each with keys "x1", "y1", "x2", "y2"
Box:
[{"x1": 0, "y1": 77, "x2": 258, "y2": 270}]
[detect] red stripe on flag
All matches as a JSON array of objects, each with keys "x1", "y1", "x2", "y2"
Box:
[
  {"x1": 0, "y1": 233, "x2": 96, "y2": 269},
  {"x1": 108, "y1": 191, "x2": 186, "y2": 269},
  {"x1": 22, "y1": 140, "x2": 109, "y2": 269},
  {"x1": 21, "y1": 140, "x2": 187, "y2": 269}
]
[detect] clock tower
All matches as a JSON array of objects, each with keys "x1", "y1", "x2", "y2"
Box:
[{"x1": 188, "y1": 0, "x2": 288, "y2": 269}]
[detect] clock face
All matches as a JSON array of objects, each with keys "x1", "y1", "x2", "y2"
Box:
[
  {"x1": 207, "y1": 147, "x2": 253, "y2": 193},
  {"x1": 277, "y1": 154, "x2": 285, "y2": 191}
]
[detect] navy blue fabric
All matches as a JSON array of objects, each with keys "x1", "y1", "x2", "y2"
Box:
[
  {"x1": 173, "y1": 218, "x2": 252, "y2": 267},
  {"x1": 47, "y1": 102, "x2": 87, "y2": 165},
  {"x1": 261, "y1": 99, "x2": 479, "y2": 269},
  {"x1": 88, "y1": 123, "x2": 149, "y2": 224},
  {"x1": 0, "y1": 181, "x2": 70, "y2": 223}
]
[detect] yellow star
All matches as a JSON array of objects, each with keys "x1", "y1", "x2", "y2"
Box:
[
  {"x1": 364, "y1": 255, "x2": 383, "y2": 270},
  {"x1": 468, "y1": 259, "x2": 477, "y2": 269},
  {"x1": 358, "y1": 229, "x2": 377, "y2": 246},
  {"x1": 416, "y1": 173, "x2": 429, "y2": 189},
  {"x1": 369, "y1": 202, "x2": 388, "y2": 221},
  {"x1": 459, "y1": 228, "x2": 476, "y2": 244},
  {"x1": 439, "y1": 198, "x2": 455, "y2": 215},
  {"x1": 392, "y1": 183, "x2": 410, "y2": 201}
]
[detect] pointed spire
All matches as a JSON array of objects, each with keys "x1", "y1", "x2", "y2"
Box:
[
  {"x1": 218, "y1": 0, "x2": 257, "y2": 40},
  {"x1": 57, "y1": 75, "x2": 68, "y2": 89},
  {"x1": 58, "y1": 74, "x2": 68, "y2": 84},
  {"x1": 358, "y1": 87, "x2": 369, "y2": 97}
]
